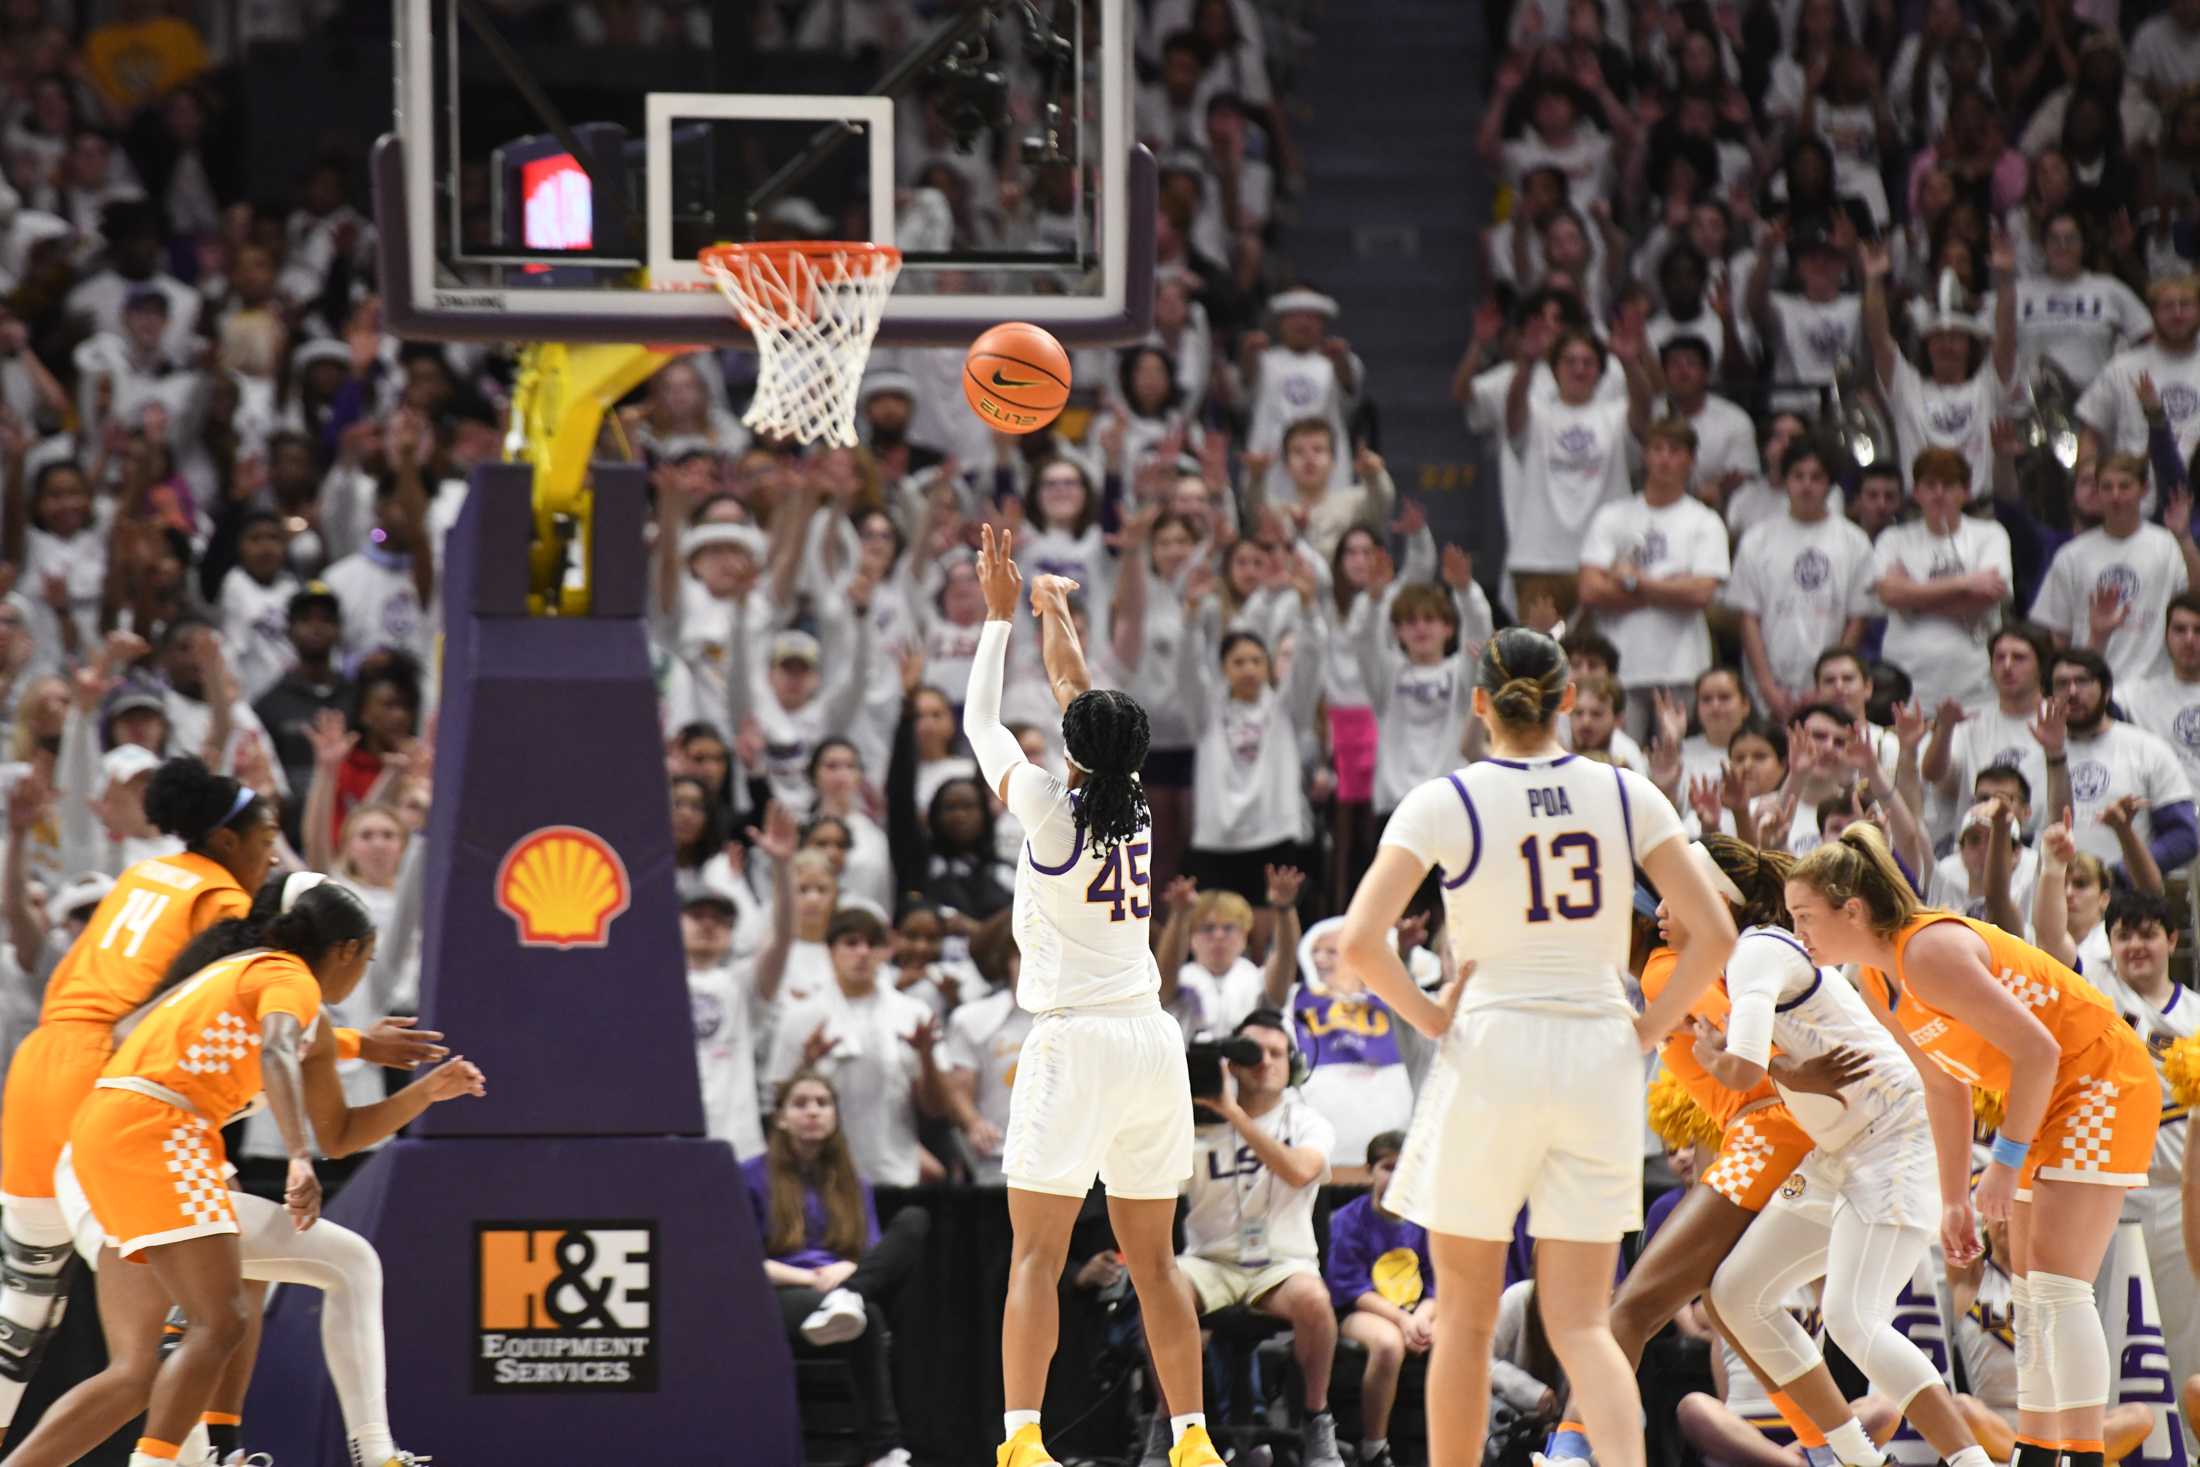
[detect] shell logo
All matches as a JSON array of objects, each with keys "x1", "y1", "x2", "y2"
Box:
[{"x1": 494, "y1": 825, "x2": 632, "y2": 949}]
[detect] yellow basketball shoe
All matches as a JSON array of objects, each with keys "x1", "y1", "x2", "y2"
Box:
[
  {"x1": 1168, "y1": 1424, "x2": 1224, "y2": 1467},
  {"x1": 998, "y1": 1423, "x2": 1056, "y2": 1467}
]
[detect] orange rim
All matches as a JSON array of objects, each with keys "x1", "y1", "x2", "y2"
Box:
[
  {"x1": 698, "y1": 241, "x2": 902, "y2": 274},
  {"x1": 698, "y1": 241, "x2": 902, "y2": 321}
]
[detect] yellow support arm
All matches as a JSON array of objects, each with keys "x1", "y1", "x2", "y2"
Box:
[{"x1": 506, "y1": 342, "x2": 694, "y2": 614}]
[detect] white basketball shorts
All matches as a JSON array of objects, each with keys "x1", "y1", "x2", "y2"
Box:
[
  {"x1": 1002, "y1": 1005, "x2": 1194, "y2": 1202},
  {"x1": 1387, "y1": 1007, "x2": 1642, "y2": 1243}
]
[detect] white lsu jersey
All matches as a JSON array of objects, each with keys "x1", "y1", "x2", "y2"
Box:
[
  {"x1": 1381, "y1": 753, "x2": 1685, "y2": 1018},
  {"x1": 1003, "y1": 765, "x2": 1164, "y2": 1014},
  {"x1": 1720, "y1": 926, "x2": 1921, "y2": 1154},
  {"x1": 2088, "y1": 968, "x2": 2200, "y2": 1188}
]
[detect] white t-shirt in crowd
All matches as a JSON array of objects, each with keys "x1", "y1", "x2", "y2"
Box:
[
  {"x1": 2130, "y1": 12, "x2": 2200, "y2": 96},
  {"x1": 2121, "y1": 672, "x2": 2200, "y2": 791},
  {"x1": 1511, "y1": 395, "x2": 1635, "y2": 575},
  {"x1": 764, "y1": 981, "x2": 932, "y2": 1187},
  {"x1": 1174, "y1": 957, "x2": 1268, "y2": 1037},
  {"x1": 1764, "y1": 292, "x2": 1863, "y2": 395},
  {"x1": 690, "y1": 959, "x2": 767, "y2": 1159},
  {"x1": 2028, "y1": 524, "x2": 2190, "y2": 687},
  {"x1": 219, "y1": 566, "x2": 299, "y2": 704},
  {"x1": 1579, "y1": 492, "x2": 1731, "y2": 689},
  {"x1": 1675, "y1": 392, "x2": 1763, "y2": 503},
  {"x1": 1724, "y1": 512, "x2": 1876, "y2": 704},
  {"x1": 1884, "y1": 356, "x2": 2007, "y2": 498},
  {"x1": 1500, "y1": 127, "x2": 1613, "y2": 211},
  {"x1": 321, "y1": 549, "x2": 427, "y2": 664},
  {"x1": 1247, "y1": 345, "x2": 1357, "y2": 502},
  {"x1": 1869, "y1": 516, "x2": 2013, "y2": 711},
  {"x1": 2077, "y1": 341, "x2": 2200, "y2": 485},
  {"x1": 1180, "y1": 1092, "x2": 1336, "y2": 1265},
  {"x1": 1940, "y1": 700, "x2": 2053, "y2": 843},
  {"x1": 1468, "y1": 359, "x2": 1627, "y2": 579},
  {"x1": 1648, "y1": 311, "x2": 1728, "y2": 374},
  {"x1": 2014, "y1": 273, "x2": 2153, "y2": 387},
  {"x1": 1926, "y1": 844, "x2": 2040, "y2": 937},
  {"x1": 943, "y1": 987, "x2": 1032, "y2": 1185},
  {"x1": 2060, "y1": 718, "x2": 2196, "y2": 869}
]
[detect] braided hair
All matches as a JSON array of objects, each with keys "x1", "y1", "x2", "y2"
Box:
[
  {"x1": 1477, "y1": 626, "x2": 1569, "y2": 727},
  {"x1": 1061, "y1": 688, "x2": 1152, "y2": 851}
]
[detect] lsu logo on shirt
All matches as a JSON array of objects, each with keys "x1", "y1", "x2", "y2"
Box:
[
  {"x1": 2095, "y1": 564, "x2": 2140, "y2": 608},
  {"x1": 2162, "y1": 382, "x2": 2200, "y2": 422},
  {"x1": 1793, "y1": 548, "x2": 1831, "y2": 590},
  {"x1": 476, "y1": 1222, "x2": 658, "y2": 1392},
  {"x1": 2173, "y1": 704, "x2": 2200, "y2": 751}
]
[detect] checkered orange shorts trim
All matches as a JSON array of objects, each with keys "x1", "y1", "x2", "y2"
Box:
[
  {"x1": 2022, "y1": 1030, "x2": 2160, "y2": 1192},
  {"x1": 1701, "y1": 1103, "x2": 1813, "y2": 1212},
  {"x1": 66, "y1": 1086, "x2": 237, "y2": 1262}
]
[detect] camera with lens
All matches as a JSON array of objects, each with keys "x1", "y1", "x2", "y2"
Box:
[{"x1": 1186, "y1": 1034, "x2": 1263, "y2": 1119}]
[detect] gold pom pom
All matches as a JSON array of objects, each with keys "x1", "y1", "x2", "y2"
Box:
[
  {"x1": 1972, "y1": 1086, "x2": 2006, "y2": 1136},
  {"x1": 2165, "y1": 1034, "x2": 2200, "y2": 1110},
  {"x1": 1648, "y1": 1068, "x2": 1725, "y2": 1153}
]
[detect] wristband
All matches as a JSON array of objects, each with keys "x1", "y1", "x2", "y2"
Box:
[
  {"x1": 2045, "y1": 754, "x2": 2068, "y2": 766},
  {"x1": 1989, "y1": 1132, "x2": 2030, "y2": 1170}
]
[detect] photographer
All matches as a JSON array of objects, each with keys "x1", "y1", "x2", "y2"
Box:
[{"x1": 1144, "y1": 1011, "x2": 1345, "y2": 1467}]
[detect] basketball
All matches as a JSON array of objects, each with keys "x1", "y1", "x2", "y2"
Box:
[{"x1": 963, "y1": 322, "x2": 1071, "y2": 434}]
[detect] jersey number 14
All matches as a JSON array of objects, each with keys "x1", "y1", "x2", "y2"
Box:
[{"x1": 1520, "y1": 833, "x2": 1601, "y2": 922}]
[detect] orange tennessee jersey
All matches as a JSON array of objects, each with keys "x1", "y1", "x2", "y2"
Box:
[
  {"x1": 40, "y1": 853, "x2": 249, "y2": 1026},
  {"x1": 1859, "y1": 913, "x2": 2123, "y2": 1093},
  {"x1": 100, "y1": 949, "x2": 321, "y2": 1122},
  {"x1": 1643, "y1": 945, "x2": 1776, "y2": 1129}
]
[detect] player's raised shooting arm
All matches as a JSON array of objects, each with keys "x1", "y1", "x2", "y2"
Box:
[{"x1": 965, "y1": 526, "x2": 1029, "y2": 801}]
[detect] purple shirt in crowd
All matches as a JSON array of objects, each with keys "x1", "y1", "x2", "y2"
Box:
[
  {"x1": 740, "y1": 1153, "x2": 882, "y2": 1269},
  {"x1": 1324, "y1": 1192, "x2": 1436, "y2": 1312}
]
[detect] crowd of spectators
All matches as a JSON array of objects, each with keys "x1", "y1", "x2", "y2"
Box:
[{"x1": 15, "y1": 0, "x2": 2200, "y2": 1463}]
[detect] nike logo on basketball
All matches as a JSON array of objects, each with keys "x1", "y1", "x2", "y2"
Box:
[{"x1": 991, "y1": 369, "x2": 1041, "y2": 388}]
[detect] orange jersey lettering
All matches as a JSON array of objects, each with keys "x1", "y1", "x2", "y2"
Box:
[
  {"x1": 1643, "y1": 945, "x2": 1776, "y2": 1128},
  {"x1": 40, "y1": 854, "x2": 249, "y2": 1026},
  {"x1": 101, "y1": 949, "x2": 321, "y2": 1122},
  {"x1": 1859, "y1": 913, "x2": 2123, "y2": 1092}
]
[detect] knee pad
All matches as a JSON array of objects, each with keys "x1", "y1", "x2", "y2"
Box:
[
  {"x1": 2011, "y1": 1275, "x2": 2045, "y2": 1412},
  {"x1": 2027, "y1": 1272, "x2": 2110, "y2": 1412},
  {"x1": 0, "y1": 1219, "x2": 76, "y2": 1385}
]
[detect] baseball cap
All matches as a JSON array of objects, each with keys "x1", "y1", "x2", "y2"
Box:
[
  {"x1": 100, "y1": 743, "x2": 162, "y2": 793},
  {"x1": 682, "y1": 890, "x2": 738, "y2": 918},
  {"x1": 101, "y1": 678, "x2": 167, "y2": 726},
  {"x1": 289, "y1": 581, "x2": 341, "y2": 620},
  {"x1": 859, "y1": 368, "x2": 918, "y2": 406},
  {"x1": 1268, "y1": 287, "x2": 1339, "y2": 318},
  {"x1": 45, "y1": 873, "x2": 114, "y2": 929},
  {"x1": 769, "y1": 630, "x2": 822, "y2": 668}
]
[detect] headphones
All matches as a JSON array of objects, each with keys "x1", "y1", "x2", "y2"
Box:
[{"x1": 1236, "y1": 1010, "x2": 1311, "y2": 1089}]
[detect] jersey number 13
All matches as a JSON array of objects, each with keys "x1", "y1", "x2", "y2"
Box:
[{"x1": 1519, "y1": 833, "x2": 1601, "y2": 922}]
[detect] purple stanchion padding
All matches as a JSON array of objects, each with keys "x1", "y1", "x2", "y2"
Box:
[
  {"x1": 414, "y1": 460, "x2": 700, "y2": 1138},
  {"x1": 245, "y1": 464, "x2": 796, "y2": 1462},
  {"x1": 244, "y1": 1137, "x2": 798, "y2": 1465}
]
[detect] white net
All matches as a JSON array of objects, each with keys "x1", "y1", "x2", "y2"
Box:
[{"x1": 700, "y1": 243, "x2": 903, "y2": 448}]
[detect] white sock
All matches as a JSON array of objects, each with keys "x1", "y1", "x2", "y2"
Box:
[
  {"x1": 1004, "y1": 1410, "x2": 1041, "y2": 1439},
  {"x1": 1824, "y1": 1419, "x2": 1882, "y2": 1467},
  {"x1": 1948, "y1": 1447, "x2": 1993, "y2": 1467},
  {"x1": 351, "y1": 1423, "x2": 398, "y2": 1465},
  {"x1": 1365, "y1": 1439, "x2": 1388, "y2": 1457},
  {"x1": 128, "y1": 1456, "x2": 173, "y2": 1467},
  {"x1": 1170, "y1": 1413, "x2": 1206, "y2": 1443}
]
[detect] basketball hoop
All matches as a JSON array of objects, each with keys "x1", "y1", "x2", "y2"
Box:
[{"x1": 699, "y1": 242, "x2": 903, "y2": 448}]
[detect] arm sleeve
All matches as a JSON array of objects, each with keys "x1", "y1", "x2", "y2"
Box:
[
  {"x1": 961, "y1": 620, "x2": 1028, "y2": 796},
  {"x1": 1723, "y1": 931, "x2": 1807, "y2": 1068},
  {"x1": 2147, "y1": 799, "x2": 2199, "y2": 878},
  {"x1": 1379, "y1": 775, "x2": 1478, "y2": 879},
  {"x1": 54, "y1": 704, "x2": 100, "y2": 879}
]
